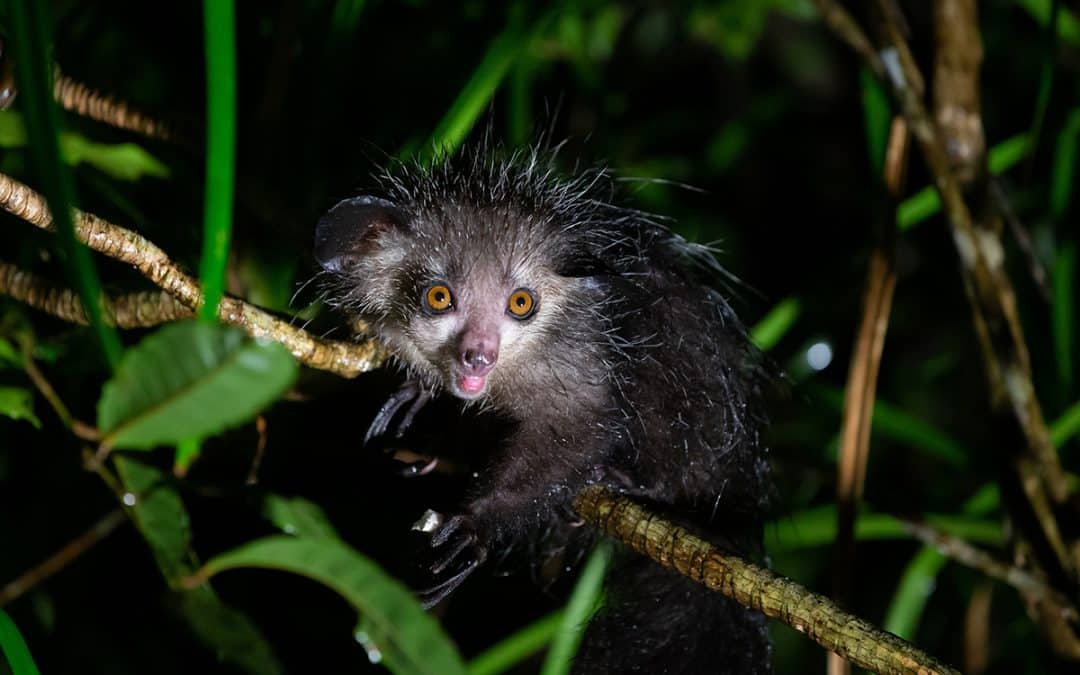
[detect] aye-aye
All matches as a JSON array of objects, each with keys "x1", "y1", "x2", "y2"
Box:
[{"x1": 314, "y1": 145, "x2": 772, "y2": 674}]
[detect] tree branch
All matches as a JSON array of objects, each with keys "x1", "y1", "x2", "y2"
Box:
[
  {"x1": 0, "y1": 508, "x2": 128, "y2": 607},
  {"x1": 574, "y1": 486, "x2": 960, "y2": 675},
  {"x1": 52, "y1": 68, "x2": 191, "y2": 145},
  {"x1": 0, "y1": 170, "x2": 388, "y2": 378},
  {"x1": 814, "y1": 0, "x2": 1080, "y2": 656},
  {"x1": 0, "y1": 260, "x2": 193, "y2": 327}
]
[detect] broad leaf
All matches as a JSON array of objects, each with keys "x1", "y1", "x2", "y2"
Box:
[
  {"x1": 114, "y1": 456, "x2": 196, "y2": 583},
  {"x1": 0, "y1": 110, "x2": 169, "y2": 181},
  {"x1": 97, "y1": 321, "x2": 297, "y2": 450},
  {"x1": 175, "y1": 587, "x2": 284, "y2": 675},
  {"x1": 199, "y1": 536, "x2": 468, "y2": 675},
  {"x1": 114, "y1": 457, "x2": 283, "y2": 674},
  {"x1": 0, "y1": 387, "x2": 40, "y2": 428},
  {"x1": 263, "y1": 494, "x2": 341, "y2": 540}
]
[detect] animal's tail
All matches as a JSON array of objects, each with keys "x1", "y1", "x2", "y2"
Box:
[{"x1": 572, "y1": 550, "x2": 771, "y2": 674}]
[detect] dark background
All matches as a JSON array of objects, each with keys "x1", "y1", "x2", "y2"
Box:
[{"x1": 1, "y1": 1, "x2": 1077, "y2": 673}]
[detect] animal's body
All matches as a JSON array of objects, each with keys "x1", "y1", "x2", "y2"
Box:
[{"x1": 315, "y1": 146, "x2": 772, "y2": 674}]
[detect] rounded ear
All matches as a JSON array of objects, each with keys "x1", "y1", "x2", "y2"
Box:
[{"x1": 314, "y1": 196, "x2": 406, "y2": 273}]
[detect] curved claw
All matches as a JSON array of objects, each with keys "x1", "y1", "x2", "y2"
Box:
[
  {"x1": 417, "y1": 560, "x2": 480, "y2": 609},
  {"x1": 395, "y1": 390, "x2": 432, "y2": 438},
  {"x1": 418, "y1": 514, "x2": 488, "y2": 608},
  {"x1": 365, "y1": 381, "x2": 426, "y2": 444}
]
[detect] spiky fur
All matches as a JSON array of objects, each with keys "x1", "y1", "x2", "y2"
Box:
[{"x1": 318, "y1": 143, "x2": 772, "y2": 674}]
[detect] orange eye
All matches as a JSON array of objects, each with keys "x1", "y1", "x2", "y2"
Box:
[
  {"x1": 424, "y1": 284, "x2": 453, "y2": 313},
  {"x1": 507, "y1": 288, "x2": 536, "y2": 319}
]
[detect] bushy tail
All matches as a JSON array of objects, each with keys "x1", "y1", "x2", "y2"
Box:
[{"x1": 572, "y1": 551, "x2": 771, "y2": 674}]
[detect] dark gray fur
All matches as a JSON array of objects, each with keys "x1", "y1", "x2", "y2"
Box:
[{"x1": 316, "y1": 144, "x2": 772, "y2": 674}]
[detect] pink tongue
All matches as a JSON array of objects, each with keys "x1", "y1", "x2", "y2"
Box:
[{"x1": 461, "y1": 375, "x2": 486, "y2": 393}]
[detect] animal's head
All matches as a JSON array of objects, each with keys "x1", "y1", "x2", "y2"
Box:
[{"x1": 314, "y1": 192, "x2": 595, "y2": 402}]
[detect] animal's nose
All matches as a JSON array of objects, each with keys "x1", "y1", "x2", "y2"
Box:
[
  {"x1": 459, "y1": 330, "x2": 499, "y2": 375},
  {"x1": 461, "y1": 346, "x2": 497, "y2": 374}
]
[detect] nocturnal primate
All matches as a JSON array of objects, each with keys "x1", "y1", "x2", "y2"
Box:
[{"x1": 314, "y1": 145, "x2": 772, "y2": 674}]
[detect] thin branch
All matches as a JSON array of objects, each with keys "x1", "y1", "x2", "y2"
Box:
[
  {"x1": 0, "y1": 260, "x2": 193, "y2": 328},
  {"x1": 830, "y1": 117, "x2": 906, "y2": 675},
  {"x1": 0, "y1": 170, "x2": 388, "y2": 378},
  {"x1": 574, "y1": 486, "x2": 960, "y2": 675},
  {"x1": 990, "y1": 179, "x2": 1051, "y2": 302},
  {"x1": 246, "y1": 415, "x2": 269, "y2": 485},
  {"x1": 816, "y1": 0, "x2": 1080, "y2": 655},
  {"x1": 811, "y1": 1, "x2": 883, "y2": 78},
  {"x1": 53, "y1": 68, "x2": 191, "y2": 145},
  {"x1": 18, "y1": 338, "x2": 100, "y2": 442},
  {"x1": 901, "y1": 519, "x2": 1075, "y2": 617},
  {"x1": 0, "y1": 508, "x2": 128, "y2": 607}
]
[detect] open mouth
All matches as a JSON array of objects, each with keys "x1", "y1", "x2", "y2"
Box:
[{"x1": 459, "y1": 374, "x2": 487, "y2": 394}]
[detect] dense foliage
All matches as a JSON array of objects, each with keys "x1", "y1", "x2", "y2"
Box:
[{"x1": 0, "y1": 1, "x2": 1078, "y2": 673}]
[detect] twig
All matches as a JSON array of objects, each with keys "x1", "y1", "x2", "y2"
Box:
[
  {"x1": 0, "y1": 260, "x2": 193, "y2": 328},
  {"x1": 901, "y1": 519, "x2": 1075, "y2": 616},
  {"x1": 574, "y1": 486, "x2": 960, "y2": 675},
  {"x1": 18, "y1": 339, "x2": 99, "y2": 442},
  {"x1": 990, "y1": 179, "x2": 1051, "y2": 302},
  {"x1": 246, "y1": 415, "x2": 269, "y2": 485},
  {"x1": 816, "y1": 0, "x2": 1080, "y2": 655},
  {"x1": 0, "y1": 508, "x2": 128, "y2": 607},
  {"x1": 0, "y1": 170, "x2": 389, "y2": 378},
  {"x1": 811, "y1": 1, "x2": 882, "y2": 78},
  {"x1": 964, "y1": 583, "x2": 993, "y2": 675},
  {"x1": 830, "y1": 116, "x2": 905, "y2": 675}
]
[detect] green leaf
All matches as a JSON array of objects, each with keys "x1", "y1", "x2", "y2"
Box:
[
  {"x1": 812, "y1": 384, "x2": 969, "y2": 466},
  {"x1": 1015, "y1": 0, "x2": 1080, "y2": 47},
  {"x1": 882, "y1": 547, "x2": 947, "y2": 639},
  {"x1": 0, "y1": 387, "x2": 40, "y2": 428},
  {"x1": 0, "y1": 112, "x2": 169, "y2": 181},
  {"x1": 263, "y1": 494, "x2": 342, "y2": 540},
  {"x1": 540, "y1": 542, "x2": 611, "y2": 675},
  {"x1": 1051, "y1": 110, "x2": 1080, "y2": 219},
  {"x1": 0, "y1": 337, "x2": 21, "y2": 368},
  {"x1": 469, "y1": 611, "x2": 563, "y2": 675},
  {"x1": 175, "y1": 587, "x2": 284, "y2": 675},
  {"x1": 688, "y1": 2, "x2": 771, "y2": 61},
  {"x1": 114, "y1": 457, "x2": 282, "y2": 675},
  {"x1": 750, "y1": 297, "x2": 801, "y2": 352},
  {"x1": 860, "y1": 67, "x2": 890, "y2": 177},
  {"x1": 0, "y1": 609, "x2": 41, "y2": 675},
  {"x1": 198, "y1": 536, "x2": 468, "y2": 675},
  {"x1": 766, "y1": 505, "x2": 1003, "y2": 552},
  {"x1": 882, "y1": 486, "x2": 1000, "y2": 639},
  {"x1": 61, "y1": 133, "x2": 171, "y2": 181},
  {"x1": 114, "y1": 456, "x2": 196, "y2": 582},
  {"x1": 419, "y1": 4, "x2": 561, "y2": 161},
  {"x1": 1052, "y1": 398, "x2": 1080, "y2": 449},
  {"x1": 97, "y1": 322, "x2": 297, "y2": 450}
]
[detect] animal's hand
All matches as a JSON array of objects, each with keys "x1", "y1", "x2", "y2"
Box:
[
  {"x1": 364, "y1": 380, "x2": 431, "y2": 444},
  {"x1": 417, "y1": 514, "x2": 488, "y2": 608}
]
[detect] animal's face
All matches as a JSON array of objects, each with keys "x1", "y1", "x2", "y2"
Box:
[{"x1": 315, "y1": 196, "x2": 579, "y2": 401}]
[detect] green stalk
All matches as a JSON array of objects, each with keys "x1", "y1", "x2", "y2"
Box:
[
  {"x1": 469, "y1": 611, "x2": 564, "y2": 675},
  {"x1": 9, "y1": 0, "x2": 123, "y2": 367},
  {"x1": 540, "y1": 542, "x2": 612, "y2": 675},
  {"x1": 199, "y1": 0, "x2": 238, "y2": 322}
]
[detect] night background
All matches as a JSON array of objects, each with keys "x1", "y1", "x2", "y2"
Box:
[{"x1": 0, "y1": 1, "x2": 1078, "y2": 673}]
